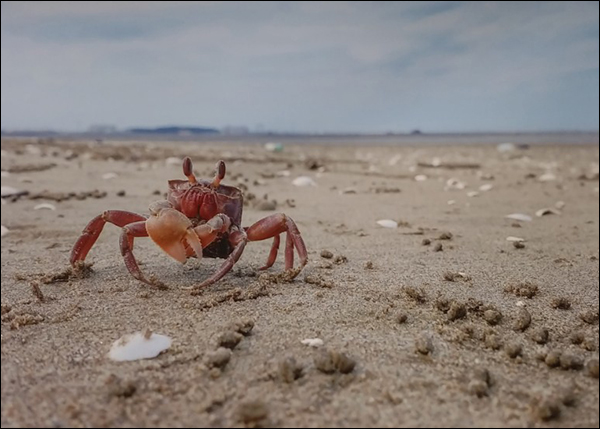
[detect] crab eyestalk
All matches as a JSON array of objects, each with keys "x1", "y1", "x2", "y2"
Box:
[
  {"x1": 212, "y1": 160, "x2": 226, "y2": 188},
  {"x1": 183, "y1": 157, "x2": 197, "y2": 184}
]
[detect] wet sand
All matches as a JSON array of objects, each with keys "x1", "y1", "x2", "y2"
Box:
[{"x1": 1, "y1": 138, "x2": 599, "y2": 427}]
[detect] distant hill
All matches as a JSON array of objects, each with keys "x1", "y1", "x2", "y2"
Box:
[{"x1": 128, "y1": 126, "x2": 220, "y2": 135}]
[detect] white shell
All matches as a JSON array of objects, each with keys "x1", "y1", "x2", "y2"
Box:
[
  {"x1": 505, "y1": 213, "x2": 532, "y2": 222},
  {"x1": 479, "y1": 184, "x2": 493, "y2": 192},
  {"x1": 414, "y1": 175, "x2": 428, "y2": 182},
  {"x1": 1, "y1": 225, "x2": 9, "y2": 237},
  {"x1": 165, "y1": 157, "x2": 183, "y2": 166},
  {"x1": 301, "y1": 338, "x2": 324, "y2": 348},
  {"x1": 34, "y1": 203, "x2": 56, "y2": 211},
  {"x1": 102, "y1": 172, "x2": 118, "y2": 180},
  {"x1": 108, "y1": 331, "x2": 172, "y2": 362},
  {"x1": 506, "y1": 236, "x2": 525, "y2": 242},
  {"x1": 292, "y1": 176, "x2": 317, "y2": 187},
  {"x1": 538, "y1": 173, "x2": 556, "y2": 182},
  {"x1": 376, "y1": 219, "x2": 398, "y2": 229},
  {"x1": 447, "y1": 200, "x2": 456, "y2": 205},
  {"x1": 536, "y1": 208, "x2": 561, "y2": 217},
  {"x1": 555, "y1": 201, "x2": 566, "y2": 210},
  {"x1": 467, "y1": 191, "x2": 479, "y2": 198},
  {"x1": 1, "y1": 186, "x2": 23, "y2": 197}
]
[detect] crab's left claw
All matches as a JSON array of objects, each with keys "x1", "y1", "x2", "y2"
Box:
[{"x1": 146, "y1": 202, "x2": 203, "y2": 262}]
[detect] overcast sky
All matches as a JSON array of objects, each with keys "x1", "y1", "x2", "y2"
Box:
[{"x1": 1, "y1": 1, "x2": 598, "y2": 133}]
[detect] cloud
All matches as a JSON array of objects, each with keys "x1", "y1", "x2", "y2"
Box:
[{"x1": 1, "y1": 1, "x2": 598, "y2": 132}]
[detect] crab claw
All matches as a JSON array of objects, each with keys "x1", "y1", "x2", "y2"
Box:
[{"x1": 146, "y1": 202, "x2": 203, "y2": 263}]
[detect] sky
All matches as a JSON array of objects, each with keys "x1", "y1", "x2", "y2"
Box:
[{"x1": 1, "y1": 1, "x2": 598, "y2": 133}]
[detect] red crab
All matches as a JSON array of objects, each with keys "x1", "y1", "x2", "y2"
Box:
[{"x1": 70, "y1": 157, "x2": 308, "y2": 290}]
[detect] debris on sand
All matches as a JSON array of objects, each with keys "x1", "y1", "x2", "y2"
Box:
[
  {"x1": 206, "y1": 347, "x2": 232, "y2": 369},
  {"x1": 531, "y1": 328, "x2": 549, "y2": 345},
  {"x1": 279, "y1": 357, "x2": 303, "y2": 383},
  {"x1": 414, "y1": 174, "x2": 428, "y2": 182},
  {"x1": 559, "y1": 353, "x2": 584, "y2": 371},
  {"x1": 513, "y1": 241, "x2": 525, "y2": 249},
  {"x1": 483, "y1": 309, "x2": 503, "y2": 326},
  {"x1": 579, "y1": 309, "x2": 599, "y2": 325},
  {"x1": 377, "y1": 219, "x2": 398, "y2": 229},
  {"x1": 506, "y1": 236, "x2": 525, "y2": 243},
  {"x1": 104, "y1": 374, "x2": 137, "y2": 398},
  {"x1": 33, "y1": 203, "x2": 56, "y2": 211},
  {"x1": 415, "y1": 333, "x2": 434, "y2": 355},
  {"x1": 41, "y1": 262, "x2": 94, "y2": 284},
  {"x1": 505, "y1": 342, "x2": 523, "y2": 359},
  {"x1": 505, "y1": 213, "x2": 532, "y2": 222},
  {"x1": 292, "y1": 176, "x2": 317, "y2": 187},
  {"x1": 479, "y1": 184, "x2": 493, "y2": 192},
  {"x1": 536, "y1": 208, "x2": 561, "y2": 217},
  {"x1": 422, "y1": 238, "x2": 431, "y2": 246},
  {"x1": 404, "y1": 286, "x2": 428, "y2": 304},
  {"x1": 396, "y1": 313, "x2": 408, "y2": 324},
  {"x1": 587, "y1": 359, "x2": 599, "y2": 378},
  {"x1": 237, "y1": 400, "x2": 269, "y2": 426},
  {"x1": 545, "y1": 350, "x2": 562, "y2": 368},
  {"x1": 217, "y1": 331, "x2": 243, "y2": 350},
  {"x1": 448, "y1": 302, "x2": 467, "y2": 321},
  {"x1": 538, "y1": 173, "x2": 557, "y2": 182},
  {"x1": 513, "y1": 308, "x2": 532, "y2": 332},
  {"x1": 551, "y1": 297, "x2": 571, "y2": 310},
  {"x1": 433, "y1": 243, "x2": 443, "y2": 252},
  {"x1": 229, "y1": 319, "x2": 255, "y2": 336},
  {"x1": 531, "y1": 396, "x2": 561, "y2": 421},
  {"x1": 108, "y1": 330, "x2": 172, "y2": 362},
  {"x1": 505, "y1": 281, "x2": 538, "y2": 298},
  {"x1": 6, "y1": 163, "x2": 56, "y2": 173},
  {"x1": 438, "y1": 232, "x2": 453, "y2": 240},
  {"x1": 301, "y1": 338, "x2": 324, "y2": 348},
  {"x1": 320, "y1": 250, "x2": 334, "y2": 259},
  {"x1": 30, "y1": 281, "x2": 45, "y2": 302},
  {"x1": 1, "y1": 186, "x2": 27, "y2": 198},
  {"x1": 443, "y1": 271, "x2": 471, "y2": 282}
]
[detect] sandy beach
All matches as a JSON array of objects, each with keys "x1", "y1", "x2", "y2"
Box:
[{"x1": 1, "y1": 137, "x2": 599, "y2": 428}]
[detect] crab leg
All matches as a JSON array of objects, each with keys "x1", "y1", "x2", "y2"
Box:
[
  {"x1": 186, "y1": 230, "x2": 247, "y2": 291},
  {"x1": 119, "y1": 221, "x2": 151, "y2": 284},
  {"x1": 259, "y1": 234, "x2": 280, "y2": 270},
  {"x1": 245, "y1": 213, "x2": 307, "y2": 273},
  {"x1": 70, "y1": 211, "x2": 147, "y2": 265}
]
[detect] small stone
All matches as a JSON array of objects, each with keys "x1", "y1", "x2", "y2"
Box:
[
  {"x1": 559, "y1": 353, "x2": 583, "y2": 371},
  {"x1": 532, "y1": 397, "x2": 561, "y2": 421},
  {"x1": 545, "y1": 350, "x2": 562, "y2": 368},
  {"x1": 513, "y1": 241, "x2": 525, "y2": 249},
  {"x1": 422, "y1": 238, "x2": 431, "y2": 246},
  {"x1": 217, "y1": 331, "x2": 243, "y2": 349},
  {"x1": 586, "y1": 359, "x2": 599, "y2": 378},
  {"x1": 206, "y1": 347, "x2": 232, "y2": 369},
  {"x1": 448, "y1": 302, "x2": 467, "y2": 321},
  {"x1": 230, "y1": 319, "x2": 255, "y2": 336},
  {"x1": 570, "y1": 331, "x2": 585, "y2": 345},
  {"x1": 433, "y1": 243, "x2": 443, "y2": 252},
  {"x1": 531, "y1": 328, "x2": 549, "y2": 345},
  {"x1": 505, "y1": 343, "x2": 523, "y2": 359},
  {"x1": 237, "y1": 400, "x2": 269, "y2": 425},
  {"x1": 513, "y1": 308, "x2": 532, "y2": 332},
  {"x1": 116, "y1": 190, "x2": 126, "y2": 197},
  {"x1": 438, "y1": 232, "x2": 453, "y2": 240},
  {"x1": 579, "y1": 309, "x2": 599, "y2": 325},
  {"x1": 320, "y1": 250, "x2": 334, "y2": 259},
  {"x1": 364, "y1": 261, "x2": 374, "y2": 270},
  {"x1": 104, "y1": 374, "x2": 137, "y2": 398},
  {"x1": 331, "y1": 351, "x2": 356, "y2": 374},
  {"x1": 333, "y1": 255, "x2": 348, "y2": 264},
  {"x1": 551, "y1": 297, "x2": 571, "y2": 310},
  {"x1": 278, "y1": 357, "x2": 303, "y2": 383},
  {"x1": 484, "y1": 333, "x2": 502, "y2": 350},
  {"x1": 468, "y1": 380, "x2": 489, "y2": 398},
  {"x1": 314, "y1": 350, "x2": 336, "y2": 374},
  {"x1": 415, "y1": 334, "x2": 433, "y2": 355},
  {"x1": 483, "y1": 309, "x2": 502, "y2": 326},
  {"x1": 396, "y1": 313, "x2": 408, "y2": 324}
]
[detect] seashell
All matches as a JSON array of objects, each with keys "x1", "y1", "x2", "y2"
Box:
[
  {"x1": 102, "y1": 172, "x2": 118, "y2": 180},
  {"x1": 467, "y1": 191, "x2": 479, "y2": 197},
  {"x1": 301, "y1": 338, "x2": 324, "y2": 348},
  {"x1": 479, "y1": 184, "x2": 493, "y2": 192},
  {"x1": 506, "y1": 236, "x2": 525, "y2": 242},
  {"x1": 536, "y1": 208, "x2": 561, "y2": 217},
  {"x1": 414, "y1": 175, "x2": 428, "y2": 182},
  {"x1": 505, "y1": 213, "x2": 532, "y2": 222},
  {"x1": 34, "y1": 203, "x2": 56, "y2": 211},
  {"x1": 292, "y1": 176, "x2": 317, "y2": 187},
  {"x1": 108, "y1": 330, "x2": 172, "y2": 362},
  {"x1": 538, "y1": 173, "x2": 556, "y2": 182},
  {"x1": 376, "y1": 219, "x2": 398, "y2": 229}
]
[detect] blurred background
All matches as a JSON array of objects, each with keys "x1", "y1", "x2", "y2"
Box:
[{"x1": 1, "y1": 1, "x2": 598, "y2": 140}]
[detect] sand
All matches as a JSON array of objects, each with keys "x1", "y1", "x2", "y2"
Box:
[{"x1": 1, "y1": 137, "x2": 599, "y2": 428}]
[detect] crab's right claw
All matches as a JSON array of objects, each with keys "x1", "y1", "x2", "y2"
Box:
[{"x1": 146, "y1": 205, "x2": 203, "y2": 262}]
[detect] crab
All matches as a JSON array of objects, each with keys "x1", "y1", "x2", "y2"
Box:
[{"x1": 70, "y1": 157, "x2": 307, "y2": 290}]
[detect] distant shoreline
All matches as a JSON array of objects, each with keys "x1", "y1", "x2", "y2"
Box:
[{"x1": 1, "y1": 131, "x2": 598, "y2": 146}]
